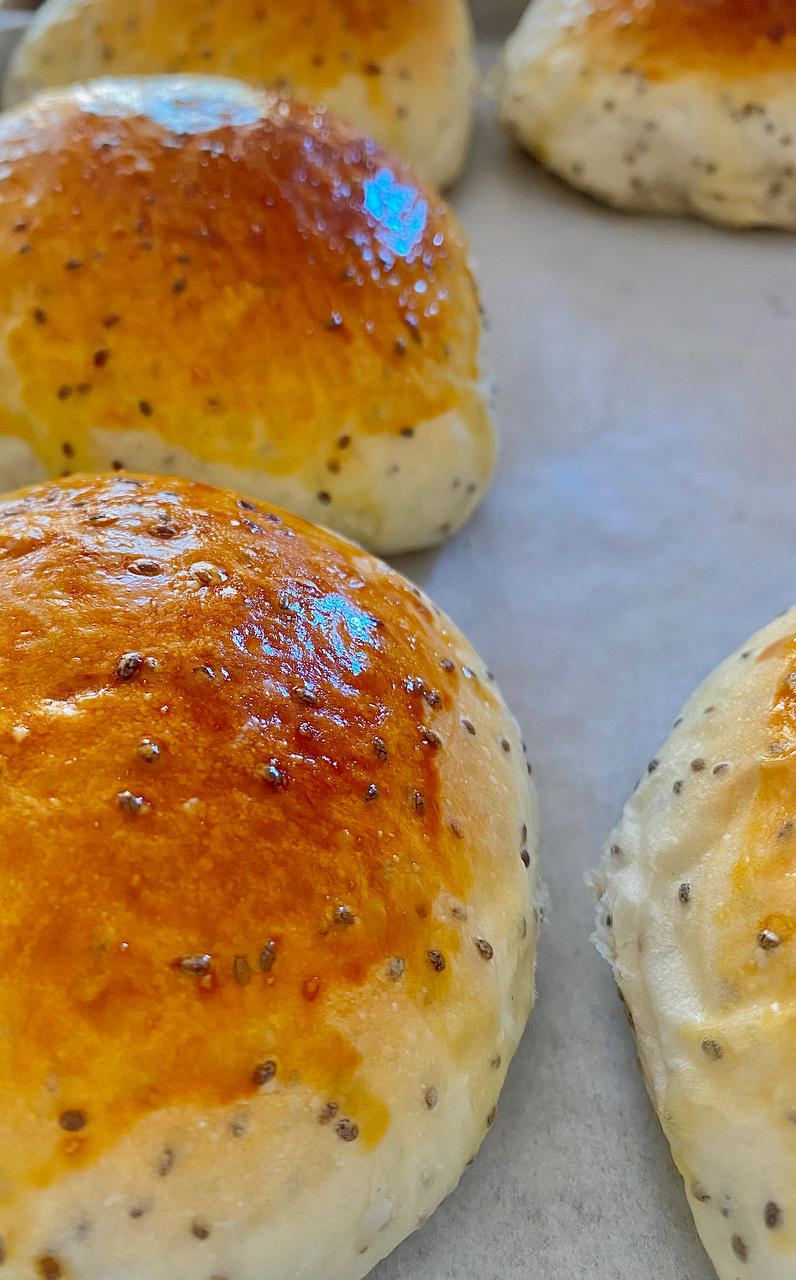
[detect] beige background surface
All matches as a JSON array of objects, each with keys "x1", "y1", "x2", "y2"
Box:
[
  {"x1": 1, "y1": 9, "x2": 794, "y2": 1279},
  {"x1": 472, "y1": 0, "x2": 526, "y2": 36}
]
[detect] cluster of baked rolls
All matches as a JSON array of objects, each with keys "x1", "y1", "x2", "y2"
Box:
[
  {"x1": 0, "y1": 6, "x2": 544, "y2": 1280},
  {"x1": 0, "y1": 3, "x2": 793, "y2": 1280}
]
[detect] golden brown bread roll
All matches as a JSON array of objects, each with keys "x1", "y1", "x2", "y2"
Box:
[
  {"x1": 593, "y1": 608, "x2": 796, "y2": 1280},
  {"x1": 500, "y1": 0, "x2": 796, "y2": 228},
  {"x1": 0, "y1": 76, "x2": 495, "y2": 556},
  {"x1": 0, "y1": 471, "x2": 540, "y2": 1280},
  {"x1": 4, "y1": 0, "x2": 475, "y2": 188}
]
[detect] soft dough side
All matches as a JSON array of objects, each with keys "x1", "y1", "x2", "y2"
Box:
[
  {"x1": 594, "y1": 606, "x2": 796, "y2": 1279},
  {"x1": 500, "y1": 0, "x2": 796, "y2": 229}
]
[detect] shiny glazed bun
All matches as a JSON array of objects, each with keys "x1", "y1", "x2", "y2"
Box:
[
  {"x1": 0, "y1": 472, "x2": 540, "y2": 1280},
  {"x1": 593, "y1": 608, "x2": 796, "y2": 1279},
  {"x1": 0, "y1": 77, "x2": 494, "y2": 556},
  {"x1": 500, "y1": 0, "x2": 796, "y2": 228},
  {"x1": 4, "y1": 0, "x2": 474, "y2": 189}
]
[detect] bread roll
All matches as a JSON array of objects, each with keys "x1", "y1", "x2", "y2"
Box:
[
  {"x1": 0, "y1": 76, "x2": 494, "y2": 556},
  {"x1": 4, "y1": 0, "x2": 474, "y2": 188},
  {"x1": 592, "y1": 607, "x2": 796, "y2": 1279},
  {"x1": 500, "y1": 0, "x2": 796, "y2": 228},
  {"x1": 0, "y1": 471, "x2": 540, "y2": 1280}
]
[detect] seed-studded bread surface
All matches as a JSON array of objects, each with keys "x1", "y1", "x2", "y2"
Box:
[
  {"x1": 0, "y1": 473, "x2": 540, "y2": 1280},
  {"x1": 4, "y1": 0, "x2": 474, "y2": 189},
  {"x1": 0, "y1": 77, "x2": 494, "y2": 556},
  {"x1": 593, "y1": 606, "x2": 796, "y2": 1280},
  {"x1": 499, "y1": 0, "x2": 796, "y2": 228}
]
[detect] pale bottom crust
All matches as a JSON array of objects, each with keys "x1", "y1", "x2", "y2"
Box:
[
  {"x1": 0, "y1": 404, "x2": 494, "y2": 556},
  {"x1": 501, "y1": 31, "x2": 796, "y2": 229}
]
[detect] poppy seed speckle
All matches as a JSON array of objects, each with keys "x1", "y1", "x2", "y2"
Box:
[
  {"x1": 229, "y1": 1113, "x2": 248, "y2": 1138},
  {"x1": 336, "y1": 1118, "x2": 359, "y2": 1142},
  {"x1": 116, "y1": 790, "x2": 144, "y2": 814},
  {"x1": 292, "y1": 685, "x2": 318, "y2": 707},
  {"x1": 701, "y1": 1039, "x2": 723, "y2": 1061},
  {"x1": 116, "y1": 652, "x2": 144, "y2": 681},
  {"x1": 150, "y1": 522, "x2": 177, "y2": 540},
  {"x1": 128, "y1": 558, "x2": 161, "y2": 576},
  {"x1": 731, "y1": 1235, "x2": 748, "y2": 1262},
  {"x1": 319, "y1": 1101, "x2": 339, "y2": 1125},
  {"x1": 59, "y1": 1109, "x2": 86, "y2": 1132},
  {"x1": 759, "y1": 929, "x2": 782, "y2": 950},
  {"x1": 252, "y1": 1060, "x2": 276, "y2": 1086},
  {"x1": 36, "y1": 1258, "x2": 62, "y2": 1280},
  {"x1": 257, "y1": 761, "x2": 287, "y2": 790},
  {"x1": 176, "y1": 954, "x2": 211, "y2": 977},
  {"x1": 765, "y1": 1201, "x2": 783, "y2": 1229}
]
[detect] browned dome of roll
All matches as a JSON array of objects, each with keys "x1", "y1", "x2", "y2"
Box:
[
  {"x1": 4, "y1": 0, "x2": 475, "y2": 187},
  {"x1": 579, "y1": 0, "x2": 796, "y2": 79},
  {"x1": 0, "y1": 472, "x2": 538, "y2": 1280},
  {"x1": 0, "y1": 77, "x2": 494, "y2": 554}
]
